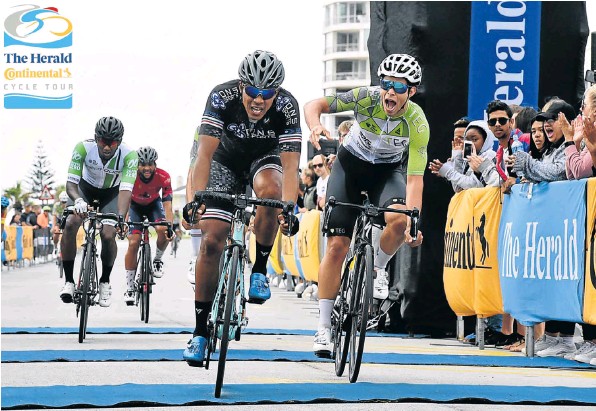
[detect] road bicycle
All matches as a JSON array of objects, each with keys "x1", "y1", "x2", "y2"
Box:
[
  {"x1": 190, "y1": 190, "x2": 295, "y2": 398},
  {"x1": 128, "y1": 218, "x2": 172, "y2": 323},
  {"x1": 61, "y1": 206, "x2": 124, "y2": 343},
  {"x1": 324, "y1": 195, "x2": 419, "y2": 383}
]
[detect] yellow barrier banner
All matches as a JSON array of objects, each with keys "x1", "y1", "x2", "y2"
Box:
[
  {"x1": 76, "y1": 226, "x2": 85, "y2": 249},
  {"x1": 297, "y1": 210, "x2": 322, "y2": 282},
  {"x1": 21, "y1": 226, "x2": 34, "y2": 260},
  {"x1": 268, "y1": 229, "x2": 284, "y2": 275},
  {"x1": 4, "y1": 226, "x2": 17, "y2": 261},
  {"x1": 281, "y1": 229, "x2": 300, "y2": 279},
  {"x1": 584, "y1": 178, "x2": 596, "y2": 325},
  {"x1": 443, "y1": 190, "x2": 476, "y2": 316},
  {"x1": 470, "y1": 187, "x2": 503, "y2": 316}
]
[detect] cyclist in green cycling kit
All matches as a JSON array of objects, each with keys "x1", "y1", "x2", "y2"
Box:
[
  {"x1": 59, "y1": 116, "x2": 138, "y2": 308},
  {"x1": 304, "y1": 54, "x2": 427, "y2": 356}
]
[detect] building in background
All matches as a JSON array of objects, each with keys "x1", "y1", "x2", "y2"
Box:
[{"x1": 320, "y1": 1, "x2": 371, "y2": 140}]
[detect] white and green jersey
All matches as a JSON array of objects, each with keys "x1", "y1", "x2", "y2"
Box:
[
  {"x1": 67, "y1": 140, "x2": 138, "y2": 191},
  {"x1": 326, "y1": 86, "x2": 430, "y2": 174}
]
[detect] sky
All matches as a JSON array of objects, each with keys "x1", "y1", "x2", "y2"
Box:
[{"x1": 1, "y1": 1, "x2": 596, "y2": 195}]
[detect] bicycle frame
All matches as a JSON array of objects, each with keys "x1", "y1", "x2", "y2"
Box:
[
  {"x1": 190, "y1": 190, "x2": 294, "y2": 398},
  {"x1": 324, "y1": 195, "x2": 419, "y2": 382},
  {"x1": 128, "y1": 218, "x2": 172, "y2": 323},
  {"x1": 61, "y1": 207, "x2": 120, "y2": 343}
]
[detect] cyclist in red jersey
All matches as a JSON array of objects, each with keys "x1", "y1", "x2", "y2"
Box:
[{"x1": 123, "y1": 146, "x2": 174, "y2": 305}]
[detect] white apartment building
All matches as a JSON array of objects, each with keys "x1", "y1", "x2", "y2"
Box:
[{"x1": 321, "y1": 0, "x2": 371, "y2": 138}]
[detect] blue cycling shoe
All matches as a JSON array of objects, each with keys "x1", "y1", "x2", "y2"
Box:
[
  {"x1": 248, "y1": 272, "x2": 271, "y2": 304},
  {"x1": 183, "y1": 335, "x2": 208, "y2": 367}
]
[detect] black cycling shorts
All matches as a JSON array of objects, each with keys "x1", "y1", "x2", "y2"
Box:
[
  {"x1": 325, "y1": 146, "x2": 406, "y2": 238},
  {"x1": 66, "y1": 179, "x2": 120, "y2": 225},
  {"x1": 202, "y1": 150, "x2": 282, "y2": 223}
]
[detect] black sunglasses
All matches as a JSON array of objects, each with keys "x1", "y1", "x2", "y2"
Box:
[{"x1": 487, "y1": 117, "x2": 510, "y2": 127}]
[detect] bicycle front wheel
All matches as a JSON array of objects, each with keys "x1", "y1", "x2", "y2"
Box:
[
  {"x1": 215, "y1": 246, "x2": 240, "y2": 398},
  {"x1": 333, "y1": 257, "x2": 353, "y2": 376},
  {"x1": 349, "y1": 244, "x2": 373, "y2": 383},
  {"x1": 78, "y1": 242, "x2": 94, "y2": 343},
  {"x1": 140, "y1": 244, "x2": 151, "y2": 324}
]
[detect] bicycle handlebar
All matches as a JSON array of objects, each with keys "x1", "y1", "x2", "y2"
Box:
[
  {"x1": 127, "y1": 221, "x2": 172, "y2": 228},
  {"x1": 191, "y1": 190, "x2": 296, "y2": 235},
  {"x1": 60, "y1": 208, "x2": 125, "y2": 239},
  {"x1": 326, "y1": 196, "x2": 420, "y2": 241}
]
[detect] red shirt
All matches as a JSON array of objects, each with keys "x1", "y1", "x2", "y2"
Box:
[{"x1": 131, "y1": 168, "x2": 173, "y2": 206}]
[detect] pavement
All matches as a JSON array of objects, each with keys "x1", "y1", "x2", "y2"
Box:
[{"x1": 1, "y1": 239, "x2": 595, "y2": 410}]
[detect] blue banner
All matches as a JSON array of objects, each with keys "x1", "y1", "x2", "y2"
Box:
[
  {"x1": 15, "y1": 226, "x2": 23, "y2": 261},
  {"x1": 468, "y1": 1, "x2": 541, "y2": 119},
  {"x1": 499, "y1": 181, "x2": 586, "y2": 325}
]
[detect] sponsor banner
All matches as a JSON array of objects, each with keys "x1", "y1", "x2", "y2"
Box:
[
  {"x1": 468, "y1": 1, "x2": 541, "y2": 119},
  {"x1": 297, "y1": 210, "x2": 322, "y2": 282},
  {"x1": 3, "y1": 226, "x2": 17, "y2": 261},
  {"x1": 471, "y1": 187, "x2": 503, "y2": 316},
  {"x1": 3, "y1": 4, "x2": 74, "y2": 108},
  {"x1": 21, "y1": 226, "x2": 33, "y2": 260},
  {"x1": 584, "y1": 178, "x2": 596, "y2": 325},
  {"x1": 266, "y1": 229, "x2": 284, "y2": 276},
  {"x1": 499, "y1": 181, "x2": 586, "y2": 325},
  {"x1": 443, "y1": 190, "x2": 477, "y2": 316}
]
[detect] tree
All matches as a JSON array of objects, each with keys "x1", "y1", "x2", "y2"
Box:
[
  {"x1": 26, "y1": 140, "x2": 55, "y2": 199},
  {"x1": 3, "y1": 181, "x2": 29, "y2": 205}
]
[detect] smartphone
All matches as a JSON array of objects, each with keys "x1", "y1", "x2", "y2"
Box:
[
  {"x1": 586, "y1": 70, "x2": 595, "y2": 84},
  {"x1": 463, "y1": 141, "x2": 473, "y2": 158}
]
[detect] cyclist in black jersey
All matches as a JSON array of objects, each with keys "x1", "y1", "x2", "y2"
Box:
[
  {"x1": 305, "y1": 54, "x2": 427, "y2": 356},
  {"x1": 182, "y1": 50, "x2": 301, "y2": 367}
]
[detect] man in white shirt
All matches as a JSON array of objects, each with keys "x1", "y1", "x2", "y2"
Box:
[{"x1": 312, "y1": 154, "x2": 330, "y2": 210}]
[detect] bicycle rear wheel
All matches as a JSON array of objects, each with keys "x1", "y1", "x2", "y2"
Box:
[
  {"x1": 333, "y1": 257, "x2": 353, "y2": 376},
  {"x1": 140, "y1": 244, "x2": 151, "y2": 323},
  {"x1": 348, "y1": 244, "x2": 373, "y2": 383},
  {"x1": 78, "y1": 242, "x2": 93, "y2": 343},
  {"x1": 215, "y1": 246, "x2": 240, "y2": 398}
]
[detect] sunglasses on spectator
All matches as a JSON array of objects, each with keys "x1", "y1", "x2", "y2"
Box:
[
  {"x1": 487, "y1": 117, "x2": 510, "y2": 126},
  {"x1": 379, "y1": 79, "x2": 409, "y2": 94},
  {"x1": 96, "y1": 137, "x2": 120, "y2": 148},
  {"x1": 313, "y1": 163, "x2": 325, "y2": 169},
  {"x1": 244, "y1": 85, "x2": 277, "y2": 100}
]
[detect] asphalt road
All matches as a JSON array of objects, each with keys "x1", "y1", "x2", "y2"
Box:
[{"x1": 2, "y1": 239, "x2": 595, "y2": 410}]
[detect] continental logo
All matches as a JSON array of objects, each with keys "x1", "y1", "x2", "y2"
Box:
[{"x1": 444, "y1": 213, "x2": 492, "y2": 270}]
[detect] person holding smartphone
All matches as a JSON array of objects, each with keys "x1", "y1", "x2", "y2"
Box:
[{"x1": 429, "y1": 120, "x2": 500, "y2": 192}]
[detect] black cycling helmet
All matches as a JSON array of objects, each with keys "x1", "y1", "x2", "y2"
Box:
[
  {"x1": 238, "y1": 50, "x2": 285, "y2": 89},
  {"x1": 95, "y1": 116, "x2": 124, "y2": 140},
  {"x1": 137, "y1": 146, "x2": 158, "y2": 164}
]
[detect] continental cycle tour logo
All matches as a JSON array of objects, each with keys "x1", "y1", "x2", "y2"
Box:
[{"x1": 3, "y1": 4, "x2": 73, "y2": 109}]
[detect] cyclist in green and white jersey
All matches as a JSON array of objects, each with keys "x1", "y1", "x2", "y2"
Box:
[
  {"x1": 59, "y1": 116, "x2": 138, "y2": 308},
  {"x1": 305, "y1": 54, "x2": 427, "y2": 356}
]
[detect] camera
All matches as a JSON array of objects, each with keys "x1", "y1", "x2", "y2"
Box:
[
  {"x1": 586, "y1": 70, "x2": 595, "y2": 85},
  {"x1": 463, "y1": 140, "x2": 473, "y2": 158}
]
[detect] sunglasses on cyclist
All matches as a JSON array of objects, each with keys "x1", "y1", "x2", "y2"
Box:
[
  {"x1": 244, "y1": 85, "x2": 277, "y2": 100},
  {"x1": 96, "y1": 137, "x2": 121, "y2": 148},
  {"x1": 487, "y1": 117, "x2": 510, "y2": 127},
  {"x1": 379, "y1": 79, "x2": 409, "y2": 94}
]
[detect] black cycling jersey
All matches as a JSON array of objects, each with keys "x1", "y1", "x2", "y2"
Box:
[{"x1": 198, "y1": 79, "x2": 302, "y2": 174}]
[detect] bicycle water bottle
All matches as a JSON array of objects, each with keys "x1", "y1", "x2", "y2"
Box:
[{"x1": 510, "y1": 140, "x2": 524, "y2": 178}]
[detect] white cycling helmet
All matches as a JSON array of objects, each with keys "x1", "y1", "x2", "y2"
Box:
[
  {"x1": 377, "y1": 53, "x2": 422, "y2": 86},
  {"x1": 59, "y1": 191, "x2": 68, "y2": 202}
]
